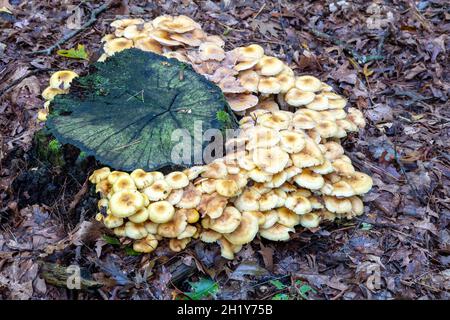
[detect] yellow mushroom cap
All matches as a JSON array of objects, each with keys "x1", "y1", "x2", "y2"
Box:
[
  {"x1": 110, "y1": 18, "x2": 144, "y2": 29},
  {"x1": 296, "y1": 108, "x2": 323, "y2": 122},
  {"x1": 223, "y1": 211, "x2": 259, "y2": 245},
  {"x1": 252, "y1": 147, "x2": 289, "y2": 174},
  {"x1": 95, "y1": 180, "x2": 112, "y2": 197},
  {"x1": 323, "y1": 196, "x2": 352, "y2": 214},
  {"x1": 112, "y1": 175, "x2": 137, "y2": 192},
  {"x1": 293, "y1": 169, "x2": 325, "y2": 190},
  {"x1": 257, "y1": 77, "x2": 282, "y2": 94},
  {"x1": 218, "y1": 238, "x2": 242, "y2": 260},
  {"x1": 284, "y1": 193, "x2": 312, "y2": 215},
  {"x1": 238, "y1": 70, "x2": 260, "y2": 92},
  {"x1": 157, "y1": 15, "x2": 197, "y2": 33},
  {"x1": 200, "y1": 229, "x2": 222, "y2": 243},
  {"x1": 185, "y1": 209, "x2": 200, "y2": 224},
  {"x1": 342, "y1": 172, "x2": 373, "y2": 195},
  {"x1": 167, "y1": 189, "x2": 184, "y2": 206},
  {"x1": 110, "y1": 189, "x2": 144, "y2": 217},
  {"x1": 165, "y1": 171, "x2": 189, "y2": 189},
  {"x1": 144, "y1": 221, "x2": 159, "y2": 234},
  {"x1": 257, "y1": 56, "x2": 284, "y2": 76},
  {"x1": 299, "y1": 213, "x2": 321, "y2": 228},
  {"x1": 279, "y1": 130, "x2": 306, "y2": 154},
  {"x1": 350, "y1": 196, "x2": 364, "y2": 216},
  {"x1": 169, "y1": 238, "x2": 191, "y2": 252},
  {"x1": 332, "y1": 158, "x2": 356, "y2": 176},
  {"x1": 129, "y1": 207, "x2": 150, "y2": 223},
  {"x1": 311, "y1": 159, "x2": 334, "y2": 175},
  {"x1": 295, "y1": 75, "x2": 322, "y2": 92},
  {"x1": 276, "y1": 73, "x2": 295, "y2": 93},
  {"x1": 133, "y1": 234, "x2": 159, "y2": 253},
  {"x1": 209, "y1": 206, "x2": 242, "y2": 234},
  {"x1": 285, "y1": 88, "x2": 315, "y2": 107},
  {"x1": 170, "y1": 28, "x2": 205, "y2": 46},
  {"x1": 318, "y1": 209, "x2": 336, "y2": 222},
  {"x1": 143, "y1": 179, "x2": 172, "y2": 201},
  {"x1": 246, "y1": 126, "x2": 280, "y2": 150},
  {"x1": 264, "y1": 170, "x2": 288, "y2": 189},
  {"x1": 177, "y1": 225, "x2": 197, "y2": 240},
  {"x1": 261, "y1": 210, "x2": 279, "y2": 229},
  {"x1": 291, "y1": 138, "x2": 324, "y2": 168},
  {"x1": 157, "y1": 209, "x2": 188, "y2": 238},
  {"x1": 148, "y1": 201, "x2": 175, "y2": 223},
  {"x1": 183, "y1": 166, "x2": 206, "y2": 180},
  {"x1": 103, "y1": 214, "x2": 124, "y2": 229},
  {"x1": 49, "y1": 70, "x2": 78, "y2": 90},
  {"x1": 197, "y1": 193, "x2": 223, "y2": 218},
  {"x1": 101, "y1": 34, "x2": 115, "y2": 43},
  {"x1": 328, "y1": 98, "x2": 347, "y2": 109},
  {"x1": 257, "y1": 111, "x2": 291, "y2": 131},
  {"x1": 124, "y1": 221, "x2": 148, "y2": 239},
  {"x1": 259, "y1": 223, "x2": 294, "y2": 241},
  {"x1": 292, "y1": 114, "x2": 316, "y2": 130},
  {"x1": 306, "y1": 94, "x2": 330, "y2": 111},
  {"x1": 255, "y1": 99, "x2": 280, "y2": 113},
  {"x1": 113, "y1": 225, "x2": 126, "y2": 237},
  {"x1": 89, "y1": 167, "x2": 111, "y2": 184},
  {"x1": 226, "y1": 93, "x2": 259, "y2": 112},
  {"x1": 176, "y1": 184, "x2": 202, "y2": 209},
  {"x1": 103, "y1": 38, "x2": 133, "y2": 55},
  {"x1": 130, "y1": 169, "x2": 154, "y2": 189},
  {"x1": 238, "y1": 44, "x2": 264, "y2": 61},
  {"x1": 337, "y1": 119, "x2": 358, "y2": 132},
  {"x1": 234, "y1": 59, "x2": 259, "y2": 72},
  {"x1": 316, "y1": 120, "x2": 339, "y2": 138},
  {"x1": 215, "y1": 179, "x2": 240, "y2": 197},
  {"x1": 199, "y1": 42, "x2": 225, "y2": 61},
  {"x1": 277, "y1": 207, "x2": 301, "y2": 227},
  {"x1": 323, "y1": 141, "x2": 345, "y2": 160},
  {"x1": 42, "y1": 86, "x2": 67, "y2": 101},
  {"x1": 134, "y1": 37, "x2": 163, "y2": 54},
  {"x1": 234, "y1": 189, "x2": 261, "y2": 212},
  {"x1": 149, "y1": 171, "x2": 164, "y2": 181},
  {"x1": 148, "y1": 29, "x2": 181, "y2": 46}
]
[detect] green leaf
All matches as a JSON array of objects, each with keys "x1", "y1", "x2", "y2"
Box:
[
  {"x1": 272, "y1": 293, "x2": 289, "y2": 300},
  {"x1": 269, "y1": 279, "x2": 287, "y2": 290},
  {"x1": 47, "y1": 49, "x2": 237, "y2": 171},
  {"x1": 216, "y1": 110, "x2": 230, "y2": 123},
  {"x1": 361, "y1": 222, "x2": 373, "y2": 231},
  {"x1": 295, "y1": 280, "x2": 317, "y2": 299},
  {"x1": 185, "y1": 277, "x2": 219, "y2": 300},
  {"x1": 102, "y1": 234, "x2": 120, "y2": 245},
  {"x1": 57, "y1": 44, "x2": 89, "y2": 60},
  {"x1": 124, "y1": 246, "x2": 141, "y2": 256}
]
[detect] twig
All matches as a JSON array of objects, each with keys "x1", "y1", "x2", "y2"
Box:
[{"x1": 28, "y1": 1, "x2": 114, "y2": 56}]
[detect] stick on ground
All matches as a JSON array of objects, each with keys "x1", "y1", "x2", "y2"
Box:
[{"x1": 28, "y1": 1, "x2": 114, "y2": 56}]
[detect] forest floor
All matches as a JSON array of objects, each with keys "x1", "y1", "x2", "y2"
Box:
[{"x1": 0, "y1": 0, "x2": 449, "y2": 300}]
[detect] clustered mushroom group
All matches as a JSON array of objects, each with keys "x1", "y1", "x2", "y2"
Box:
[{"x1": 40, "y1": 15, "x2": 373, "y2": 259}]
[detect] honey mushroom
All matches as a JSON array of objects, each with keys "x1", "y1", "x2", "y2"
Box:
[{"x1": 50, "y1": 15, "x2": 374, "y2": 259}]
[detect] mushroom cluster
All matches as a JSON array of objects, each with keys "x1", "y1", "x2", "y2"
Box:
[
  {"x1": 41, "y1": 15, "x2": 373, "y2": 259},
  {"x1": 89, "y1": 106, "x2": 372, "y2": 259},
  {"x1": 39, "y1": 70, "x2": 78, "y2": 121}
]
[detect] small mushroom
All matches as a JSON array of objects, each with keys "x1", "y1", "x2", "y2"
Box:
[
  {"x1": 133, "y1": 234, "x2": 159, "y2": 253},
  {"x1": 295, "y1": 75, "x2": 322, "y2": 92},
  {"x1": 223, "y1": 211, "x2": 259, "y2": 245},
  {"x1": 109, "y1": 189, "x2": 144, "y2": 217},
  {"x1": 259, "y1": 223, "x2": 294, "y2": 241},
  {"x1": 148, "y1": 201, "x2": 175, "y2": 223},
  {"x1": 49, "y1": 70, "x2": 78, "y2": 90}
]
